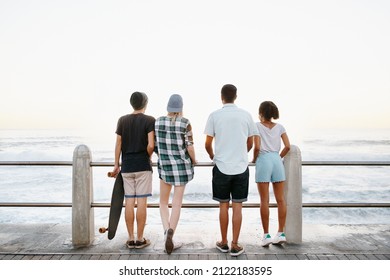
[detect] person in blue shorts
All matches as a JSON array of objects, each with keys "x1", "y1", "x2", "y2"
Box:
[
  {"x1": 205, "y1": 84, "x2": 258, "y2": 256},
  {"x1": 252, "y1": 101, "x2": 290, "y2": 247}
]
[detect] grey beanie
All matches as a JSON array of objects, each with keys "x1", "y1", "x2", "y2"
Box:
[
  {"x1": 167, "y1": 94, "x2": 183, "y2": 113},
  {"x1": 130, "y1": 91, "x2": 148, "y2": 110}
]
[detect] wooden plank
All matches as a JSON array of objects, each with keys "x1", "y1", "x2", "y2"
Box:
[
  {"x1": 109, "y1": 254, "x2": 121, "y2": 260},
  {"x1": 1, "y1": 252, "x2": 389, "y2": 260},
  {"x1": 41, "y1": 255, "x2": 54, "y2": 260},
  {"x1": 70, "y1": 255, "x2": 82, "y2": 260},
  {"x1": 355, "y1": 254, "x2": 369, "y2": 260},
  {"x1": 364, "y1": 254, "x2": 379, "y2": 260},
  {"x1": 12, "y1": 255, "x2": 24, "y2": 260},
  {"x1": 374, "y1": 254, "x2": 387, "y2": 260},
  {"x1": 336, "y1": 254, "x2": 348, "y2": 260},
  {"x1": 307, "y1": 254, "x2": 319, "y2": 260},
  {"x1": 346, "y1": 255, "x2": 359, "y2": 260},
  {"x1": 129, "y1": 254, "x2": 140, "y2": 260},
  {"x1": 296, "y1": 254, "x2": 309, "y2": 260},
  {"x1": 88, "y1": 255, "x2": 101, "y2": 260},
  {"x1": 80, "y1": 255, "x2": 92, "y2": 260}
]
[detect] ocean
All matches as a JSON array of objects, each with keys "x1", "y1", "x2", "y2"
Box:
[{"x1": 0, "y1": 128, "x2": 389, "y2": 226}]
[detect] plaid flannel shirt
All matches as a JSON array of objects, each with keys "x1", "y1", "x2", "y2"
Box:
[{"x1": 155, "y1": 116, "x2": 194, "y2": 185}]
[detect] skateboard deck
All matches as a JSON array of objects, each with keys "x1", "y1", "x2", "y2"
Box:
[{"x1": 99, "y1": 172, "x2": 124, "y2": 240}]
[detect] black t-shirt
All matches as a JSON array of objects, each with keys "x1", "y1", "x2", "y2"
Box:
[{"x1": 116, "y1": 113, "x2": 155, "y2": 172}]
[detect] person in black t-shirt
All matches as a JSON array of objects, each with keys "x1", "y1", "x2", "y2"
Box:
[{"x1": 111, "y1": 91, "x2": 155, "y2": 249}]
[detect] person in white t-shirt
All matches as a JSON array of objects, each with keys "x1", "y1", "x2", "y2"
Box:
[
  {"x1": 252, "y1": 101, "x2": 290, "y2": 247},
  {"x1": 204, "y1": 84, "x2": 258, "y2": 257}
]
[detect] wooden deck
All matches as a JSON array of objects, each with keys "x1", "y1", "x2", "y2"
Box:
[
  {"x1": 1, "y1": 223, "x2": 389, "y2": 261},
  {"x1": 1, "y1": 252, "x2": 389, "y2": 260}
]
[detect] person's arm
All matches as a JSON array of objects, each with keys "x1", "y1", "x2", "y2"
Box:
[
  {"x1": 147, "y1": 130, "x2": 155, "y2": 157},
  {"x1": 252, "y1": 135, "x2": 260, "y2": 163},
  {"x1": 113, "y1": 134, "x2": 122, "y2": 175},
  {"x1": 280, "y1": 133, "x2": 290, "y2": 158},
  {"x1": 184, "y1": 124, "x2": 197, "y2": 164},
  {"x1": 205, "y1": 135, "x2": 214, "y2": 160},
  {"x1": 247, "y1": 135, "x2": 254, "y2": 152},
  {"x1": 187, "y1": 145, "x2": 197, "y2": 165}
]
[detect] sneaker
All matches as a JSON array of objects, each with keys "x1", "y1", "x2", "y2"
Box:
[
  {"x1": 165, "y1": 228, "x2": 174, "y2": 254},
  {"x1": 216, "y1": 241, "x2": 229, "y2": 253},
  {"x1": 230, "y1": 243, "x2": 244, "y2": 257},
  {"x1": 261, "y1": 234, "x2": 273, "y2": 247},
  {"x1": 126, "y1": 240, "x2": 135, "y2": 249},
  {"x1": 164, "y1": 241, "x2": 183, "y2": 253},
  {"x1": 272, "y1": 232, "x2": 287, "y2": 245},
  {"x1": 135, "y1": 238, "x2": 151, "y2": 249}
]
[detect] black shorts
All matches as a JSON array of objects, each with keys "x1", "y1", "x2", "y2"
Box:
[{"x1": 212, "y1": 166, "x2": 249, "y2": 203}]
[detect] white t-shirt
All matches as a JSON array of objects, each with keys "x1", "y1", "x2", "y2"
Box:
[
  {"x1": 204, "y1": 104, "x2": 259, "y2": 175},
  {"x1": 256, "y1": 122, "x2": 286, "y2": 153}
]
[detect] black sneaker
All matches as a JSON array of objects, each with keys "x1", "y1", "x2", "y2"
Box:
[
  {"x1": 126, "y1": 240, "x2": 135, "y2": 249},
  {"x1": 135, "y1": 238, "x2": 151, "y2": 249},
  {"x1": 165, "y1": 228, "x2": 174, "y2": 254},
  {"x1": 216, "y1": 241, "x2": 229, "y2": 253},
  {"x1": 230, "y1": 243, "x2": 244, "y2": 257}
]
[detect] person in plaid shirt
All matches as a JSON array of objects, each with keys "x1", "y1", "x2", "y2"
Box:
[{"x1": 155, "y1": 94, "x2": 197, "y2": 254}]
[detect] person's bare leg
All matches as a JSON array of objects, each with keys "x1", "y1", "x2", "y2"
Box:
[
  {"x1": 159, "y1": 180, "x2": 172, "y2": 231},
  {"x1": 135, "y1": 197, "x2": 148, "y2": 241},
  {"x1": 125, "y1": 198, "x2": 136, "y2": 241},
  {"x1": 273, "y1": 181, "x2": 287, "y2": 232},
  {"x1": 169, "y1": 185, "x2": 185, "y2": 232},
  {"x1": 219, "y1": 202, "x2": 229, "y2": 245},
  {"x1": 231, "y1": 202, "x2": 243, "y2": 248},
  {"x1": 257, "y1": 182, "x2": 270, "y2": 234}
]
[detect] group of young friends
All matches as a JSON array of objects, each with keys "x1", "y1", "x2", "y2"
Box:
[{"x1": 111, "y1": 84, "x2": 291, "y2": 257}]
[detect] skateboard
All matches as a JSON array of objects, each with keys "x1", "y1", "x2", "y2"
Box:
[{"x1": 99, "y1": 172, "x2": 124, "y2": 240}]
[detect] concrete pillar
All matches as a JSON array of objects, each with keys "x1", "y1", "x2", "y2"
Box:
[
  {"x1": 283, "y1": 145, "x2": 302, "y2": 243},
  {"x1": 72, "y1": 144, "x2": 94, "y2": 247}
]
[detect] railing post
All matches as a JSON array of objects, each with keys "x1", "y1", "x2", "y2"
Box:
[
  {"x1": 72, "y1": 144, "x2": 94, "y2": 247},
  {"x1": 283, "y1": 145, "x2": 302, "y2": 243}
]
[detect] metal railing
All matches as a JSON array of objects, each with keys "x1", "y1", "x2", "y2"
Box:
[
  {"x1": 2, "y1": 144, "x2": 390, "y2": 246},
  {"x1": 1, "y1": 161, "x2": 389, "y2": 209}
]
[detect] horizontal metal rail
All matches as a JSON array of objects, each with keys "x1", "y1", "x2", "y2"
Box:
[
  {"x1": 1, "y1": 160, "x2": 389, "y2": 209},
  {"x1": 1, "y1": 161, "x2": 390, "y2": 166},
  {"x1": 1, "y1": 202, "x2": 389, "y2": 208}
]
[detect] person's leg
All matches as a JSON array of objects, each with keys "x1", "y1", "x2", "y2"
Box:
[
  {"x1": 231, "y1": 202, "x2": 242, "y2": 245},
  {"x1": 273, "y1": 181, "x2": 287, "y2": 233},
  {"x1": 257, "y1": 182, "x2": 270, "y2": 234},
  {"x1": 122, "y1": 173, "x2": 137, "y2": 243},
  {"x1": 125, "y1": 197, "x2": 136, "y2": 241},
  {"x1": 159, "y1": 180, "x2": 172, "y2": 231},
  {"x1": 212, "y1": 166, "x2": 231, "y2": 251},
  {"x1": 135, "y1": 196, "x2": 148, "y2": 241},
  {"x1": 132, "y1": 171, "x2": 152, "y2": 248},
  {"x1": 169, "y1": 185, "x2": 185, "y2": 232},
  {"x1": 219, "y1": 202, "x2": 229, "y2": 245}
]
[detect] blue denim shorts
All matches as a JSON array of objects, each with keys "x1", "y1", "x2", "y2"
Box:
[{"x1": 255, "y1": 152, "x2": 286, "y2": 183}]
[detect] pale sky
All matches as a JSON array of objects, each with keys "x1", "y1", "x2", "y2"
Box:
[{"x1": 1, "y1": 0, "x2": 389, "y2": 143}]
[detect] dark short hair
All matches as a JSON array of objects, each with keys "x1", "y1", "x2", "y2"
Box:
[
  {"x1": 221, "y1": 84, "x2": 237, "y2": 103},
  {"x1": 259, "y1": 101, "x2": 279, "y2": 120},
  {"x1": 130, "y1": 91, "x2": 148, "y2": 110}
]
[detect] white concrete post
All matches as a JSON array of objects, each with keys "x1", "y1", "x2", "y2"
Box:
[
  {"x1": 283, "y1": 145, "x2": 302, "y2": 243},
  {"x1": 72, "y1": 144, "x2": 94, "y2": 247}
]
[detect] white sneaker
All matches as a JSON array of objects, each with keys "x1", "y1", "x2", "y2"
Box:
[
  {"x1": 163, "y1": 241, "x2": 183, "y2": 253},
  {"x1": 272, "y1": 232, "x2": 287, "y2": 245},
  {"x1": 261, "y1": 233, "x2": 273, "y2": 247}
]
